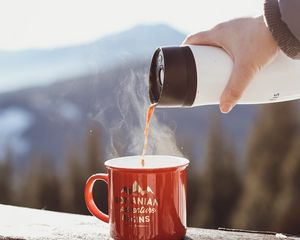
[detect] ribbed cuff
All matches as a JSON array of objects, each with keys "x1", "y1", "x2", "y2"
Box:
[{"x1": 264, "y1": 0, "x2": 300, "y2": 59}]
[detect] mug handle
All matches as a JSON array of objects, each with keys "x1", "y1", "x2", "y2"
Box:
[{"x1": 85, "y1": 173, "x2": 109, "y2": 223}]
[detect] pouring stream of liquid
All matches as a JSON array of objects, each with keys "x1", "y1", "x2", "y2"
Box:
[{"x1": 141, "y1": 103, "x2": 156, "y2": 167}]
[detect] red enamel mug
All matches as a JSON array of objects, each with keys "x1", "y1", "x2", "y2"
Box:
[{"x1": 85, "y1": 155, "x2": 189, "y2": 240}]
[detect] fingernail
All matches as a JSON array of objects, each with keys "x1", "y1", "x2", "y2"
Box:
[{"x1": 221, "y1": 103, "x2": 233, "y2": 113}]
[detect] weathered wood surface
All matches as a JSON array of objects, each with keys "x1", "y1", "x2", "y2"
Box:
[{"x1": 0, "y1": 204, "x2": 298, "y2": 240}]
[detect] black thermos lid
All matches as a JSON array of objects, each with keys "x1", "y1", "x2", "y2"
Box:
[{"x1": 149, "y1": 46, "x2": 197, "y2": 107}]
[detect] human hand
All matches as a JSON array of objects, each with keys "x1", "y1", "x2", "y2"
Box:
[{"x1": 183, "y1": 16, "x2": 278, "y2": 113}]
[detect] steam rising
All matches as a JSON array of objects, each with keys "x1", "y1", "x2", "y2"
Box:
[{"x1": 94, "y1": 67, "x2": 183, "y2": 159}]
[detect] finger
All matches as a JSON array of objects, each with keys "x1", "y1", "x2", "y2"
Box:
[
  {"x1": 219, "y1": 61, "x2": 255, "y2": 113},
  {"x1": 182, "y1": 31, "x2": 217, "y2": 46}
]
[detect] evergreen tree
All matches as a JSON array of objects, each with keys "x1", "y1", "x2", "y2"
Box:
[
  {"x1": 274, "y1": 135, "x2": 300, "y2": 234},
  {"x1": 184, "y1": 145, "x2": 204, "y2": 227},
  {"x1": 85, "y1": 126, "x2": 103, "y2": 175},
  {"x1": 0, "y1": 149, "x2": 14, "y2": 204},
  {"x1": 194, "y1": 116, "x2": 241, "y2": 228},
  {"x1": 174, "y1": 134, "x2": 203, "y2": 227},
  {"x1": 84, "y1": 125, "x2": 108, "y2": 215},
  {"x1": 232, "y1": 102, "x2": 299, "y2": 230},
  {"x1": 61, "y1": 146, "x2": 86, "y2": 213},
  {"x1": 61, "y1": 124, "x2": 107, "y2": 215},
  {"x1": 187, "y1": 170, "x2": 205, "y2": 227},
  {"x1": 21, "y1": 154, "x2": 61, "y2": 211}
]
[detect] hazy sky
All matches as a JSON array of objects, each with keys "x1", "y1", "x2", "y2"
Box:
[{"x1": 0, "y1": 0, "x2": 263, "y2": 50}]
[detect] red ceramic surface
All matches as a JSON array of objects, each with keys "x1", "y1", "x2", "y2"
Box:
[{"x1": 85, "y1": 155, "x2": 189, "y2": 240}]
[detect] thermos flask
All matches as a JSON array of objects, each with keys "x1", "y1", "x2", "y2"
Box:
[{"x1": 149, "y1": 45, "x2": 300, "y2": 107}]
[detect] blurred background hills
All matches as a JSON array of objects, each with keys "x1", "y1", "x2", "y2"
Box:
[
  {"x1": 0, "y1": 24, "x2": 184, "y2": 93},
  {"x1": 0, "y1": 24, "x2": 256, "y2": 167}
]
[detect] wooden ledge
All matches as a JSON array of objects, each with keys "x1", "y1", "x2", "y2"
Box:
[{"x1": 0, "y1": 204, "x2": 298, "y2": 240}]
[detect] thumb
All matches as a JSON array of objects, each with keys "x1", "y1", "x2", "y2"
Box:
[
  {"x1": 220, "y1": 61, "x2": 256, "y2": 113},
  {"x1": 182, "y1": 30, "x2": 217, "y2": 46}
]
